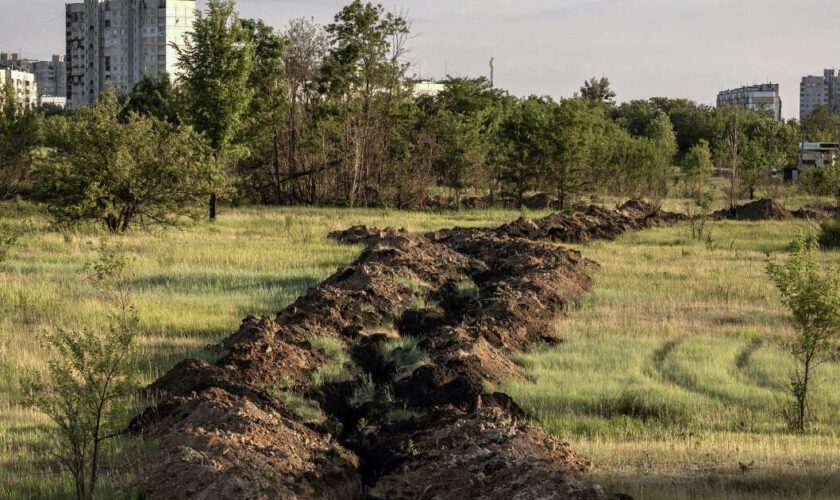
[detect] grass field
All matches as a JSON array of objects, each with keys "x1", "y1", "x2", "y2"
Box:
[
  {"x1": 502, "y1": 219, "x2": 840, "y2": 499},
  {"x1": 0, "y1": 202, "x2": 542, "y2": 498},
  {"x1": 1, "y1": 197, "x2": 838, "y2": 498}
]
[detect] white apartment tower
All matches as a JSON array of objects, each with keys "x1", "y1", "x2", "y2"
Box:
[{"x1": 66, "y1": 0, "x2": 195, "y2": 109}]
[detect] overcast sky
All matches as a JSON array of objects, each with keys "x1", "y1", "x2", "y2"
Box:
[{"x1": 2, "y1": 0, "x2": 839, "y2": 118}]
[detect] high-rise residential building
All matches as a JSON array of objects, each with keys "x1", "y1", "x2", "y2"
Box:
[
  {"x1": 716, "y1": 83, "x2": 782, "y2": 121},
  {"x1": 0, "y1": 53, "x2": 65, "y2": 97},
  {"x1": 799, "y1": 69, "x2": 840, "y2": 119},
  {"x1": 66, "y1": 0, "x2": 196, "y2": 109},
  {"x1": 0, "y1": 67, "x2": 38, "y2": 109}
]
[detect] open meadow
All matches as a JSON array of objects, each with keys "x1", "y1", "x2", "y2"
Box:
[{"x1": 1, "y1": 197, "x2": 838, "y2": 498}]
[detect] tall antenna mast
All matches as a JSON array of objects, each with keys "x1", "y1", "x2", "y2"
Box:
[{"x1": 490, "y1": 57, "x2": 495, "y2": 87}]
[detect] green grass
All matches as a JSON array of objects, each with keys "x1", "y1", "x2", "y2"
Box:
[
  {"x1": 2, "y1": 196, "x2": 838, "y2": 498},
  {"x1": 0, "y1": 201, "x2": 537, "y2": 498},
  {"x1": 501, "y1": 219, "x2": 840, "y2": 499}
]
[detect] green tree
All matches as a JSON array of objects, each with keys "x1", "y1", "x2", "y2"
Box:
[
  {"x1": 767, "y1": 235, "x2": 840, "y2": 432},
  {"x1": 33, "y1": 91, "x2": 222, "y2": 233},
  {"x1": 123, "y1": 75, "x2": 183, "y2": 124},
  {"x1": 319, "y1": 0, "x2": 411, "y2": 206},
  {"x1": 681, "y1": 138, "x2": 714, "y2": 197},
  {"x1": 497, "y1": 96, "x2": 553, "y2": 207},
  {"x1": 176, "y1": 0, "x2": 255, "y2": 219},
  {"x1": 801, "y1": 105, "x2": 839, "y2": 142},
  {"x1": 740, "y1": 136, "x2": 768, "y2": 200},
  {"x1": 21, "y1": 244, "x2": 139, "y2": 499},
  {"x1": 580, "y1": 76, "x2": 616, "y2": 106},
  {"x1": 644, "y1": 111, "x2": 678, "y2": 202},
  {"x1": 236, "y1": 18, "x2": 289, "y2": 203},
  {"x1": 548, "y1": 97, "x2": 598, "y2": 209},
  {"x1": 0, "y1": 84, "x2": 42, "y2": 200}
]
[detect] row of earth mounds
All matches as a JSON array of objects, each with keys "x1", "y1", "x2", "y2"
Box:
[
  {"x1": 331, "y1": 199, "x2": 687, "y2": 247},
  {"x1": 130, "y1": 200, "x2": 683, "y2": 499},
  {"x1": 712, "y1": 198, "x2": 840, "y2": 221}
]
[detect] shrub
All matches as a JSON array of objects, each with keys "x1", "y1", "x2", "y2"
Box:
[{"x1": 818, "y1": 220, "x2": 840, "y2": 249}]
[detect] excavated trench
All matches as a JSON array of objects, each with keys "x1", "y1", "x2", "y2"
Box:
[{"x1": 129, "y1": 200, "x2": 687, "y2": 500}]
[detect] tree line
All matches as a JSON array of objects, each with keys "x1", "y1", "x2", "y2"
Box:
[{"x1": 1, "y1": 0, "x2": 839, "y2": 232}]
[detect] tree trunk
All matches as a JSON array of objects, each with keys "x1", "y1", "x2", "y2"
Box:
[{"x1": 209, "y1": 193, "x2": 217, "y2": 221}]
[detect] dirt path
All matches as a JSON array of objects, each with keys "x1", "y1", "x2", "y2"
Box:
[{"x1": 130, "y1": 200, "x2": 685, "y2": 500}]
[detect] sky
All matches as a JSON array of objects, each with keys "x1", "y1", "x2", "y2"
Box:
[{"x1": 1, "y1": 0, "x2": 839, "y2": 119}]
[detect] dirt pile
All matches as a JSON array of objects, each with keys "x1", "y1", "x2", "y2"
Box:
[
  {"x1": 712, "y1": 199, "x2": 794, "y2": 221},
  {"x1": 132, "y1": 200, "x2": 674, "y2": 499}
]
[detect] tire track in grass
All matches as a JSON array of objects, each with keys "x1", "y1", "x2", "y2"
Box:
[{"x1": 735, "y1": 338, "x2": 785, "y2": 392}]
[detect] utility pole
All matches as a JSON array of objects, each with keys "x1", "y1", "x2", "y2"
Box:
[{"x1": 489, "y1": 57, "x2": 495, "y2": 88}]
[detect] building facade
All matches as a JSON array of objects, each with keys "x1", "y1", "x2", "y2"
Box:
[
  {"x1": 0, "y1": 67, "x2": 38, "y2": 109},
  {"x1": 31, "y1": 55, "x2": 67, "y2": 98},
  {"x1": 799, "y1": 69, "x2": 840, "y2": 119},
  {"x1": 716, "y1": 83, "x2": 782, "y2": 121},
  {"x1": 66, "y1": 0, "x2": 195, "y2": 109},
  {"x1": 0, "y1": 53, "x2": 66, "y2": 98}
]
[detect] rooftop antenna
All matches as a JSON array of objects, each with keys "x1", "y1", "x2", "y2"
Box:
[{"x1": 490, "y1": 57, "x2": 495, "y2": 87}]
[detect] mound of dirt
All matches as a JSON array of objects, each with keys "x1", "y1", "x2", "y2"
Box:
[
  {"x1": 132, "y1": 201, "x2": 668, "y2": 499},
  {"x1": 712, "y1": 199, "x2": 793, "y2": 221},
  {"x1": 522, "y1": 192, "x2": 557, "y2": 210}
]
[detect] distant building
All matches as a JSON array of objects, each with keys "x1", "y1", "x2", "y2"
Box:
[
  {"x1": 784, "y1": 141, "x2": 840, "y2": 182},
  {"x1": 799, "y1": 69, "x2": 840, "y2": 119},
  {"x1": 1, "y1": 52, "x2": 68, "y2": 106},
  {"x1": 38, "y1": 95, "x2": 67, "y2": 109},
  {"x1": 716, "y1": 83, "x2": 782, "y2": 121},
  {"x1": 30, "y1": 55, "x2": 67, "y2": 98},
  {"x1": 412, "y1": 79, "x2": 446, "y2": 98},
  {"x1": 66, "y1": 0, "x2": 196, "y2": 109},
  {"x1": 0, "y1": 67, "x2": 38, "y2": 109}
]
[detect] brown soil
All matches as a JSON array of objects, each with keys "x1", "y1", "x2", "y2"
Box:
[
  {"x1": 132, "y1": 200, "x2": 679, "y2": 499},
  {"x1": 712, "y1": 199, "x2": 793, "y2": 221}
]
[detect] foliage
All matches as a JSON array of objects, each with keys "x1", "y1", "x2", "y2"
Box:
[
  {"x1": 32, "y1": 91, "x2": 222, "y2": 233},
  {"x1": 801, "y1": 105, "x2": 839, "y2": 142},
  {"x1": 0, "y1": 84, "x2": 43, "y2": 200},
  {"x1": 580, "y1": 76, "x2": 616, "y2": 106},
  {"x1": 681, "y1": 139, "x2": 714, "y2": 196},
  {"x1": 176, "y1": 0, "x2": 255, "y2": 219},
  {"x1": 767, "y1": 235, "x2": 840, "y2": 431},
  {"x1": 123, "y1": 75, "x2": 183, "y2": 124},
  {"x1": 0, "y1": 222, "x2": 19, "y2": 265},
  {"x1": 20, "y1": 243, "x2": 139, "y2": 500},
  {"x1": 818, "y1": 219, "x2": 840, "y2": 249}
]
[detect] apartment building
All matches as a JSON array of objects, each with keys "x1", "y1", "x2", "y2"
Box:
[
  {"x1": 0, "y1": 67, "x2": 38, "y2": 109},
  {"x1": 66, "y1": 0, "x2": 195, "y2": 109},
  {"x1": 716, "y1": 83, "x2": 782, "y2": 121},
  {"x1": 800, "y1": 69, "x2": 840, "y2": 119},
  {"x1": 1, "y1": 53, "x2": 66, "y2": 97}
]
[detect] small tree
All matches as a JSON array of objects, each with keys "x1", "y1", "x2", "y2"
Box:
[
  {"x1": 21, "y1": 244, "x2": 139, "y2": 499},
  {"x1": 767, "y1": 235, "x2": 840, "y2": 432},
  {"x1": 681, "y1": 139, "x2": 714, "y2": 198},
  {"x1": 33, "y1": 90, "x2": 222, "y2": 233}
]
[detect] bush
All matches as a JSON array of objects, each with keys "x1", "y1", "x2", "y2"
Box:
[
  {"x1": 819, "y1": 220, "x2": 840, "y2": 249},
  {"x1": 32, "y1": 90, "x2": 224, "y2": 233}
]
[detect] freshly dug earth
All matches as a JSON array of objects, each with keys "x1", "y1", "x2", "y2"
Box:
[
  {"x1": 132, "y1": 200, "x2": 684, "y2": 499},
  {"x1": 711, "y1": 198, "x2": 840, "y2": 221}
]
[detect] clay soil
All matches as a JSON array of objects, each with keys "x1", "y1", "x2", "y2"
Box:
[{"x1": 131, "y1": 200, "x2": 684, "y2": 500}]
